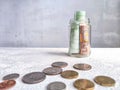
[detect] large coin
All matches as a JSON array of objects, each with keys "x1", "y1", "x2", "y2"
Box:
[
  {"x1": 43, "y1": 67, "x2": 62, "y2": 75},
  {"x1": 74, "y1": 79, "x2": 94, "y2": 90},
  {"x1": 0, "y1": 80, "x2": 16, "y2": 90},
  {"x1": 3, "y1": 73, "x2": 20, "y2": 80},
  {"x1": 22, "y1": 72, "x2": 46, "y2": 84},
  {"x1": 47, "y1": 81, "x2": 66, "y2": 90},
  {"x1": 61, "y1": 70, "x2": 78, "y2": 79},
  {"x1": 94, "y1": 76, "x2": 116, "y2": 87},
  {"x1": 52, "y1": 62, "x2": 68, "y2": 68},
  {"x1": 73, "y1": 63, "x2": 92, "y2": 71}
]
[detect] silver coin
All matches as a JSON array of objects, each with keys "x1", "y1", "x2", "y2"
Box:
[
  {"x1": 43, "y1": 67, "x2": 62, "y2": 75},
  {"x1": 52, "y1": 62, "x2": 68, "y2": 68},
  {"x1": 47, "y1": 81, "x2": 66, "y2": 90},
  {"x1": 22, "y1": 72, "x2": 46, "y2": 84},
  {"x1": 3, "y1": 73, "x2": 20, "y2": 80}
]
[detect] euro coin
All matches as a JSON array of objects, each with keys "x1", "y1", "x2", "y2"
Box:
[
  {"x1": 47, "y1": 81, "x2": 66, "y2": 90},
  {"x1": 52, "y1": 62, "x2": 68, "y2": 68},
  {"x1": 61, "y1": 70, "x2": 78, "y2": 79},
  {"x1": 22, "y1": 72, "x2": 46, "y2": 84},
  {"x1": 73, "y1": 63, "x2": 92, "y2": 71},
  {"x1": 94, "y1": 76, "x2": 116, "y2": 87},
  {"x1": 74, "y1": 79, "x2": 94, "y2": 90}
]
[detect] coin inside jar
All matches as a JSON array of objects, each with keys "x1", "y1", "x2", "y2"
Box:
[
  {"x1": 61, "y1": 70, "x2": 78, "y2": 79},
  {"x1": 73, "y1": 63, "x2": 92, "y2": 71},
  {"x1": 0, "y1": 80, "x2": 16, "y2": 90},
  {"x1": 3, "y1": 73, "x2": 20, "y2": 80},
  {"x1": 74, "y1": 79, "x2": 95, "y2": 90},
  {"x1": 52, "y1": 61, "x2": 68, "y2": 68},
  {"x1": 43, "y1": 67, "x2": 62, "y2": 75},
  {"x1": 22, "y1": 72, "x2": 46, "y2": 84},
  {"x1": 47, "y1": 81, "x2": 66, "y2": 90},
  {"x1": 94, "y1": 76, "x2": 116, "y2": 87}
]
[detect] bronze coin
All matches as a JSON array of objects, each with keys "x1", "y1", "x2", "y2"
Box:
[
  {"x1": 52, "y1": 62, "x2": 68, "y2": 68},
  {"x1": 61, "y1": 70, "x2": 78, "y2": 79},
  {"x1": 94, "y1": 76, "x2": 116, "y2": 87},
  {"x1": 74, "y1": 79, "x2": 94, "y2": 90},
  {"x1": 43, "y1": 67, "x2": 62, "y2": 75},
  {"x1": 0, "y1": 80, "x2": 16, "y2": 90},
  {"x1": 22, "y1": 72, "x2": 46, "y2": 84},
  {"x1": 73, "y1": 63, "x2": 92, "y2": 71},
  {"x1": 3, "y1": 73, "x2": 20, "y2": 80},
  {"x1": 47, "y1": 81, "x2": 66, "y2": 90}
]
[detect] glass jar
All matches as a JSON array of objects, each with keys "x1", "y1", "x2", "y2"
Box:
[{"x1": 68, "y1": 11, "x2": 91, "y2": 57}]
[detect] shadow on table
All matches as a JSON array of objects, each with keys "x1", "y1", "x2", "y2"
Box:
[{"x1": 46, "y1": 52, "x2": 69, "y2": 57}]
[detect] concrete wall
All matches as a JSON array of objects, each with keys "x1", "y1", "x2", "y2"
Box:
[{"x1": 0, "y1": 0, "x2": 120, "y2": 47}]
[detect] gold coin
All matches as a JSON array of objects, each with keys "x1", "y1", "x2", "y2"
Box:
[
  {"x1": 94, "y1": 76, "x2": 116, "y2": 87},
  {"x1": 74, "y1": 79, "x2": 95, "y2": 90},
  {"x1": 61, "y1": 70, "x2": 78, "y2": 79}
]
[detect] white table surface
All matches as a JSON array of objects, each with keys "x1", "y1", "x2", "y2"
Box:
[{"x1": 0, "y1": 48, "x2": 120, "y2": 90}]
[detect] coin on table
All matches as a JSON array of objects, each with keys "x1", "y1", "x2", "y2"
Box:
[
  {"x1": 43, "y1": 67, "x2": 62, "y2": 75},
  {"x1": 94, "y1": 76, "x2": 116, "y2": 87},
  {"x1": 52, "y1": 61, "x2": 68, "y2": 68},
  {"x1": 22, "y1": 72, "x2": 46, "y2": 84},
  {"x1": 0, "y1": 80, "x2": 16, "y2": 90},
  {"x1": 74, "y1": 79, "x2": 95, "y2": 90},
  {"x1": 61, "y1": 70, "x2": 78, "y2": 79},
  {"x1": 73, "y1": 63, "x2": 92, "y2": 71},
  {"x1": 47, "y1": 81, "x2": 66, "y2": 90},
  {"x1": 3, "y1": 73, "x2": 20, "y2": 80}
]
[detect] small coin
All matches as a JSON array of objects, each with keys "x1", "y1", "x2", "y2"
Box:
[
  {"x1": 61, "y1": 70, "x2": 78, "y2": 79},
  {"x1": 74, "y1": 79, "x2": 95, "y2": 90},
  {"x1": 43, "y1": 67, "x2": 62, "y2": 75},
  {"x1": 22, "y1": 72, "x2": 46, "y2": 84},
  {"x1": 0, "y1": 80, "x2": 16, "y2": 90},
  {"x1": 3, "y1": 73, "x2": 20, "y2": 80},
  {"x1": 94, "y1": 76, "x2": 116, "y2": 87},
  {"x1": 47, "y1": 81, "x2": 66, "y2": 90},
  {"x1": 52, "y1": 62, "x2": 68, "y2": 68},
  {"x1": 73, "y1": 63, "x2": 92, "y2": 71}
]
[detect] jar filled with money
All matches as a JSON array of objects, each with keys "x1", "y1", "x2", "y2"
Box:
[{"x1": 68, "y1": 11, "x2": 91, "y2": 57}]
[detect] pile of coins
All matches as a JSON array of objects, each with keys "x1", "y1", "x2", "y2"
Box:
[{"x1": 0, "y1": 61, "x2": 116, "y2": 90}]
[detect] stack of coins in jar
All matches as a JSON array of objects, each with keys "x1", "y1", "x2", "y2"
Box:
[{"x1": 68, "y1": 11, "x2": 91, "y2": 57}]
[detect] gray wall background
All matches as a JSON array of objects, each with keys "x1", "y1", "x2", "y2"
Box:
[{"x1": 0, "y1": 0, "x2": 120, "y2": 47}]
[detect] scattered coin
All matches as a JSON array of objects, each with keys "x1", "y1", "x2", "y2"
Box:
[
  {"x1": 43, "y1": 67, "x2": 62, "y2": 75},
  {"x1": 0, "y1": 80, "x2": 16, "y2": 90},
  {"x1": 61, "y1": 70, "x2": 78, "y2": 79},
  {"x1": 22, "y1": 72, "x2": 46, "y2": 84},
  {"x1": 52, "y1": 61, "x2": 68, "y2": 68},
  {"x1": 94, "y1": 76, "x2": 116, "y2": 87},
  {"x1": 3, "y1": 73, "x2": 20, "y2": 80},
  {"x1": 47, "y1": 81, "x2": 66, "y2": 90},
  {"x1": 73, "y1": 63, "x2": 92, "y2": 71},
  {"x1": 74, "y1": 79, "x2": 95, "y2": 90}
]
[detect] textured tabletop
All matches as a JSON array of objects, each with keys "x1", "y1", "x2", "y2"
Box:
[{"x1": 0, "y1": 48, "x2": 120, "y2": 90}]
